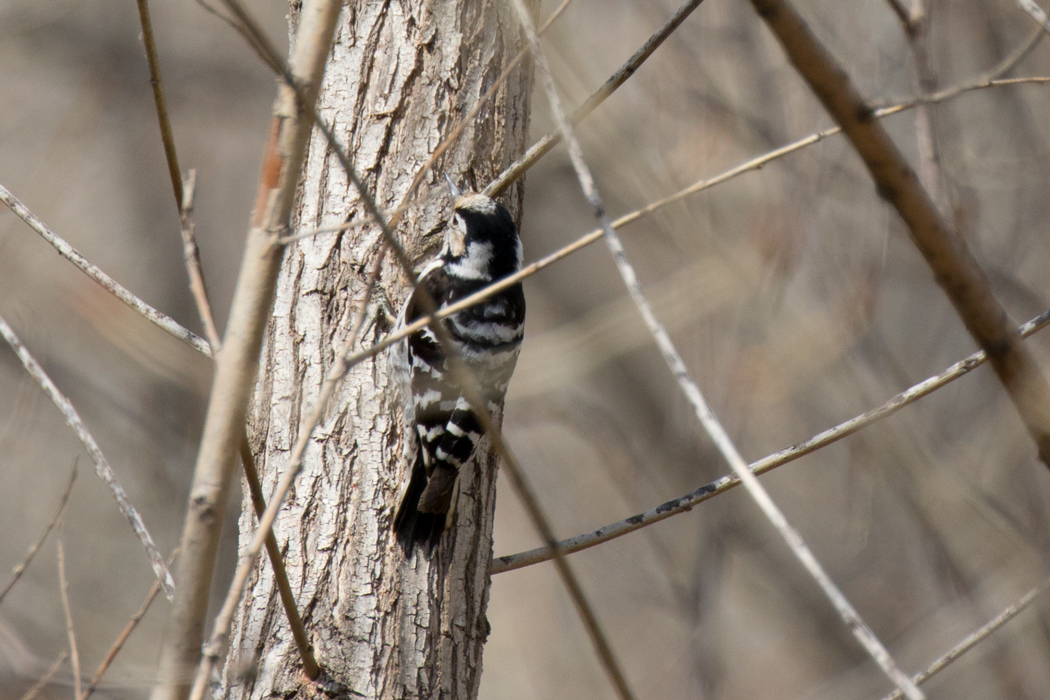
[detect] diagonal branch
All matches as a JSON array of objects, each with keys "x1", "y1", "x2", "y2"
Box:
[
  {"x1": 878, "y1": 577, "x2": 1050, "y2": 700},
  {"x1": 18, "y1": 651, "x2": 67, "y2": 700},
  {"x1": 135, "y1": 0, "x2": 183, "y2": 210},
  {"x1": 749, "y1": 0, "x2": 1050, "y2": 467},
  {"x1": 0, "y1": 460, "x2": 77, "y2": 606},
  {"x1": 84, "y1": 549, "x2": 180, "y2": 699},
  {"x1": 1017, "y1": 0, "x2": 1050, "y2": 35},
  {"x1": 0, "y1": 315, "x2": 173, "y2": 599},
  {"x1": 487, "y1": 0, "x2": 706, "y2": 198},
  {"x1": 508, "y1": 0, "x2": 923, "y2": 697},
  {"x1": 177, "y1": 170, "x2": 319, "y2": 678},
  {"x1": 493, "y1": 307, "x2": 1050, "y2": 572},
  {"x1": 56, "y1": 527, "x2": 82, "y2": 700},
  {"x1": 0, "y1": 185, "x2": 210, "y2": 356},
  {"x1": 150, "y1": 2, "x2": 344, "y2": 698},
  {"x1": 334, "y1": 72, "x2": 1050, "y2": 380},
  {"x1": 178, "y1": 171, "x2": 221, "y2": 350}
]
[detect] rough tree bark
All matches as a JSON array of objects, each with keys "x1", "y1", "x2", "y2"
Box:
[{"x1": 224, "y1": 1, "x2": 535, "y2": 698}]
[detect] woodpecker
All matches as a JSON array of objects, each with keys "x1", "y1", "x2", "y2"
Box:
[{"x1": 390, "y1": 177, "x2": 526, "y2": 553}]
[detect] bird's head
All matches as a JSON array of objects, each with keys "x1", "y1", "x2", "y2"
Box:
[{"x1": 441, "y1": 178, "x2": 522, "y2": 281}]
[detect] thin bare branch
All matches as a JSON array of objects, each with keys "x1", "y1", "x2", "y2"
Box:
[
  {"x1": 494, "y1": 307, "x2": 1050, "y2": 572},
  {"x1": 0, "y1": 184, "x2": 210, "y2": 357},
  {"x1": 178, "y1": 169, "x2": 317, "y2": 677},
  {"x1": 459, "y1": 355, "x2": 642, "y2": 700},
  {"x1": 56, "y1": 528, "x2": 82, "y2": 700},
  {"x1": 84, "y1": 549, "x2": 179, "y2": 699},
  {"x1": 238, "y1": 439, "x2": 319, "y2": 679},
  {"x1": 378, "y1": 0, "x2": 576, "y2": 222},
  {"x1": 19, "y1": 651, "x2": 68, "y2": 700},
  {"x1": 1017, "y1": 0, "x2": 1050, "y2": 35},
  {"x1": 0, "y1": 460, "x2": 77, "y2": 606},
  {"x1": 895, "y1": 0, "x2": 947, "y2": 209},
  {"x1": 487, "y1": 0, "x2": 706, "y2": 198},
  {"x1": 227, "y1": 0, "x2": 572, "y2": 251},
  {"x1": 988, "y1": 25, "x2": 1045, "y2": 78},
  {"x1": 509, "y1": 0, "x2": 922, "y2": 697},
  {"x1": 0, "y1": 316, "x2": 173, "y2": 599},
  {"x1": 276, "y1": 192, "x2": 438, "y2": 245},
  {"x1": 154, "y1": 1, "x2": 344, "y2": 697},
  {"x1": 879, "y1": 578, "x2": 1050, "y2": 700},
  {"x1": 336, "y1": 74, "x2": 1050, "y2": 378},
  {"x1": 750, "y1": 0, "x2": 1050, "y2": 468},
  {"x1": 179, "y1": 171, "x2": 221, "y2": 350},
  {"x1": 135, "y1": 0, "x2": 183, "y2": 209}
]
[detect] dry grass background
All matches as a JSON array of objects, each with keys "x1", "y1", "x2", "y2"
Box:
[{"x1": 2, "y1": 0, "x2": 1050, "y2": 698}]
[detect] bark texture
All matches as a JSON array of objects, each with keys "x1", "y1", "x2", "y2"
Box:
[{"x1": 225, "y1": 2, "x2": 535, "y2": 698}]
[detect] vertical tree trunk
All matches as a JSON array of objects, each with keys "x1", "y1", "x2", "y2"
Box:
[{"x1": 225, "y1": 1, "x2": 534, "y2": 698}]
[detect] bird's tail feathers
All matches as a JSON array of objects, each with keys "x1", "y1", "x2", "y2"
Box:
[{"x1": 393, "y1": 454, "x2": 447, "y2": 554}]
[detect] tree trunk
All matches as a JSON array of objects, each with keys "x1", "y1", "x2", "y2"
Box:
[{"x1": 225, "y1": 1, "x2": 534, "y2": 698}]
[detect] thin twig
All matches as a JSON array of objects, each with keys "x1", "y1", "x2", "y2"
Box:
[
  {"x1": 135, "y1": 0, "x2": 183, "y2": 209},
  {"x1": 56, "y1": 527, "x2": 82, "y2": 700},
  {"x1": 989, "y1": 24, "x2": 1045, "y2": 78},
  {"x1": 502, "y1": 3, "x2": 683, "y2": 699},
  {"x1": 374, "y1": 0, "x2": 577, "y2": 233},
  {"x1": 334, "y1": 74, "x2": 1050, "y2": 378},
  {"x1": 0, "y1": 460, "x2": 77, "y2": 606},
  {"x1": 486, "y1": 0, "x2": 706, "y2": 198},
  {"x1": 155, "y1": 1, "x2": 344, "y2": 697},
  {"x1": 190, "y1": 272, "x2": 373, "y2": 698},
  {"x1": 19, "y1": 651, "x2": 68, "y2": 700},
  {"x1": 238, "y1": 438, "x2": 319, "y2": 679},
  {"x1": 83, "y1": 549, "x2": 180, "y2": 699},
  {"x1": 277, "y1": 190, "x2": 440, "y2": 244},
  {"x1": 879, "y1": 578, "x2": 1050, "y2": 700},
  {"x1": 0, "y1": 46, "x2": 1037, "y2": 385},
  {"x1": 508, "y1": 0, "x2": 922, "y2": 697},
  {"x1": 0, "y1": 316, "x2": 174, "y2": 599},
  {"x1": 177, "y1": 167, "x2": 318, "y2": 676},
  {"x1": 245, "y1": 0, "x2": 574, "y2": 249},
  {"x1": 751, "y1": 0, "x2": 1050, "y2": 468},
  {"x1": 493, "y1": 307, "x2": 1050, "y2": 572},
  {"x1": 1017, "y1": 0, "x2": 1050, "y2": 35},
  {"x1": 0, "y1": 184, "x2": 210, "y2": 357},
  {"x1": 895, "y1": 0, "x2": 947, "y2": 209},
  {"x1": 179, "y1": 171, "x2": 221, "y2": 350}
]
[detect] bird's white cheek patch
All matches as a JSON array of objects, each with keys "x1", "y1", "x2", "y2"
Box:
[{"x1": 447, "y1": 241, "x2": 494, "y2": 280}]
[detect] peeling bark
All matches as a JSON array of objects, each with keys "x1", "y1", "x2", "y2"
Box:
[{"x1": 225, "y1": 2, "x2": 535, "y2": 698}]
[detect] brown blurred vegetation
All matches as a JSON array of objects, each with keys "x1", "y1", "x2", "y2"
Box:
[{"x1": 2, "y1": 0, "x2": 1050, "y2": 698}]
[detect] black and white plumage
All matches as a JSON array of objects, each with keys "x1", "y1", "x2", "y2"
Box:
[{"x1": 391, "y1": 184, "x2": 525, "y2": 553}]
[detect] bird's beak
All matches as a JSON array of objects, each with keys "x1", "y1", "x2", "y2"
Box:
[{"x1": 444, "y1": 174, "x2": 463, "y2": 199}]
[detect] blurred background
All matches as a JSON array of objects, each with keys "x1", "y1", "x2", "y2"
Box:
[{"x1": 3, "y1": 0, "x2": 1050, "y2": 698}]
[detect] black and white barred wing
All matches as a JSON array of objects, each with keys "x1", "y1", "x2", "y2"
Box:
[{"x1": 390, "y1": 263, "x2": 524, "y2": 550}]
